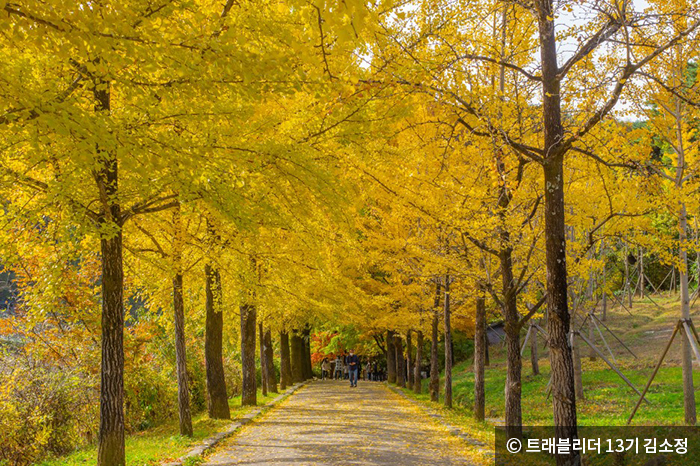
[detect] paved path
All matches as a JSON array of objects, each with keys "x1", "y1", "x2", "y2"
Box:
[{"x1": 204, "y1": 380, "x2": 475, "y2": 466}]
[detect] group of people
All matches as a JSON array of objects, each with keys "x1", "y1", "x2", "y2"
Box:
[{"x1": 320, "y1": 351, "x2": 387, "y2": 386}]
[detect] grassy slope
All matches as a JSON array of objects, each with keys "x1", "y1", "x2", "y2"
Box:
[
  {"x1": 393, "y1": 295, "x2": 700, "y2": 443},
  {"x1": 40, "y1": 391, "x2": 278, "y2": 466}
]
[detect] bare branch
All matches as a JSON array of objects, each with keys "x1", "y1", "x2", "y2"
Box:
[{"x1": 558, "y1": 19, "x2": 622, "y2": 80}]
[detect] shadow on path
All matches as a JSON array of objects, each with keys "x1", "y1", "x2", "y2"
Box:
[{"x1": 204, "y1": 380, "x2": 474, "y2": 466}]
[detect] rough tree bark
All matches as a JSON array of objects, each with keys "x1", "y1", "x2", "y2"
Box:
[
  {"x1": 94, "y1": 78, "x2": 126, "y2": 466},
  {"x1": 474, "y1": 293, "x2": 486, "y2": 421},
  {"x1": 171, "y1": 202, "x2": 193, "y2": 437},
  {"x1": 279, "y1": 331, "x2": 292, "y2": 390},
  {"x1": 501, "y1": 249, "x2": 522, "y2": 437},
  {"x1": 97, "y1": 212, "x2": 125, "y2": 465},
  {"x1": 414, "y1": 330, "x2": 423, "y2": 394},
  {"x1": 240, "y1": 303, "x2": 257, "y2": 406},
  {"x1": 173, "y1": 273, "x2": 193, "y2": 437},
  {"x1": 264, "y1": 328, "x2": 278, "y2": 393},
  {"x1": 536, "y1": 0, "x2": 579, "y2": 456},
  {"x1": 387, "y1": 329, "x2": 396, "y2": 384},
  {"x1": 430, "y1": 282, "x2": 441, "y2": 402},
  {"x1": 444, "y1": 274, "x2": 453, "y2": 408},
  {"x1": 205, "y1": 263, "x2": 230, "y2": 419},
  {"x1": 259, "y1": 322, "x2": 268, "y2": 396}
]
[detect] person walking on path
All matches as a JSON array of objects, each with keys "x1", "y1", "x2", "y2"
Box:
[
  {"x1": 347, "y1": 349, "x2": 360, "y2": 387},
  {"x1": 365, "y1": 360, "x2": 372, "y2": 381},
  {"x1": 333, "y1": 355, "x2": 343, "y2": 380},
  {"x1": 321, "y1": 358, "x2": 330, "y2": 380}
]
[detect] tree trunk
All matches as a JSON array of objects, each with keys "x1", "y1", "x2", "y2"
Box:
[
  {"x1": 205, "y1": 264, "x2": 230, "y2": 419},
  {"x1": 240, "y1": 303, "x2": 257, "y2": 406},
  {"x1": 671, "y1": 267, "x2": 676, "y2": 298},
  {"x1": 98, "y1": 229, "x2": 125, "y2": 466},
  {"x1": 173, "y1": 273, "x2": 193, "y2": 437},
  {"x1": 414, "y1": 330, "x2": 423, "y2": 394},
  {"x1": 587, "y1": 273, "x2": 597, "y2": 361},
  {"x1": 94, "y1": 79, "x2": 126, "y2": 466},
  {"x1": 485, "y1": 329, "x2": 490, "y2": 366},
  {"x1": 302, "y1": 327, "x2": 313, "y2": 380},
  {"x1": 500, "y1": 245, "x2": 522, "y2": 437},
  {"x1": 259, "y1": 322, "x2": 268, "y2": 397},
  {"x1": 444, "y1": 274, "x2": 453, "y2": 408},
  {"x1": 638, "y1": 249, "x2": 645, "y2": 298},
  {"x1": 474, "y1": 293, "x2": 486, "y2": 421},
  {"x1": 536, "y1": 0, "x2": 579, "y2": 456},
  {"x1": 279, "y1": 331, "x2": 292, "y2": 390},
  {"x1": 386, "y1": 330, "x2": 396, "y2": 384},
  {"x1": 625, "y1": 243, "x2": 633, "y2": 308},
  {"x1": 680, "y1": 202, "x2": 696, "y2": 425},
  {"x1": 602, "y1": 265, "x2": 608, "y2": 322},
  {"x1": 531, "y1": 325, "x2": 540, "y2": 376},
  {"x1": 290, "y1": 332, "x2": 304, "y2": 383},
  {"x1": 395, "y1": 335, "x2": 406, "y2": 388},
  {"x1": 406, "y1": 331, "x2": 414, "y2": 390},
  {"x1": 430, "y1": 282, "x2": 441, "y2": 402},
  {"x1": 264, "y1": 328, "x2": 278, "y2": 393}
]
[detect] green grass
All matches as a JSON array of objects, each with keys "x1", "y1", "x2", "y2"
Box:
[
  {"x1": 392, "y1": 295, "x2": 700, "y2": 435},
  {"x1": 40, "y1": 391, "x2": 279, "y2": 466}
]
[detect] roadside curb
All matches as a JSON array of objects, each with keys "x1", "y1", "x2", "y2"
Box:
[
  {"x1": 162, "y1": 381, "x2": 309, "y2": 466},
  {"x1": 385, "y1": 384, "x2": 495, "y2": 457}
]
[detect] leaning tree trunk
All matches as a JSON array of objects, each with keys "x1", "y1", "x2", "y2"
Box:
[
  {"x1": 173, "y1": 273, "x2": 193, "y2": 437},
  {"x1": 386, "y1": 330, "x2": 396, "y2": 384},
  {"x1": 537, "y1": 1, "x2": 579, "y2": 458},
  {"x1": 240, "y1": 303, "x2": 257, "y2": 406},
  {"x1": 290, "y1": 332, "x2": 304, "y2": 383},
  {"x1": 430, "y1": 281, "x2": 441, "y2": 402},
  {"x1": 279, "y1": 331, "x2": 292, "y2": 390},
  {"x1": 444, "y1": 274, "x2": 453, "y2": 408},
  {"x1": 264, "y1": 328, "x2": 278, "y2": 393},
  {"x1": 205, "y1": 264, "x2": 230, "y2": 419},
  {"x1": 395, "y1": 334, "x2": 406, "y2": 388},
  {"x1": 414, "y1": 330, "x2": 423, "y2": 394},
  {"x1": 259, "y1": 322, "x2": 268, "y2": 396},
  {"x1": 94, "y1": 79, "x2": 126, "y2": 466},
  {"x1": 474, "y1": 293, "x2": 486, "y2": 422},
  {"x1": 406, "y1": 331, "x2": 414, "y2": 390}
]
